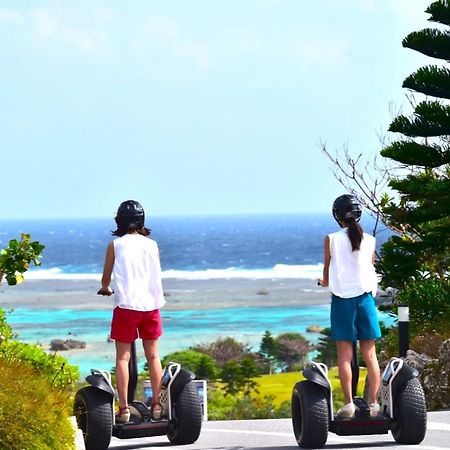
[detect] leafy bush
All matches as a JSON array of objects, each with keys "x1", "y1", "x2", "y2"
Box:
[
  {"x1": 0, "y1": 356, "x2": 75, "y2": 450},
  {"x1": 206, "y1": 385, "x2": 290, "y2": 420},
  {"x1": 0, "y1": 339, "x2": 79, "y2": 388},
  {"x1": 0, "y1": 307, "x2": 79, "y2": 389},
  {"x1": 160, "y1": 349, "x2": 219, "y2": 380},
  {"x1": 0, "y1": 234, "x2": 45, "y2": 285},
  {"x1": 0, "y1": 308, "x2": 14, "y2": 341},
  {"x1": 394, "y1": 277, "x2": 450, "y2": 336},
  {"x1": 220, "y1": 357, "x2": 260, "y2": 396}
]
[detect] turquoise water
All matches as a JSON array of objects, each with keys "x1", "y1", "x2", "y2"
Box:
[
  {"x1": 8, "y1": 304, "x2": 332, "y2": 351},
  {"x1": 7, "y1": 305, "x2": 394, "y2": 376}
]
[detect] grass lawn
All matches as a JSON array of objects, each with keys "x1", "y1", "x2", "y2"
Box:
[{"x1": 255, "y1": 367, "x2": 368, "y2": 407}]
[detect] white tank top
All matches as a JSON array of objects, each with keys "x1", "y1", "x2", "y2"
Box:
[
  {"x1": 328, "y1": 228, "x2": 377, "y2": 298},
  {"x1": 112, "y1": 234, "x2": 166, "y2": 311}
]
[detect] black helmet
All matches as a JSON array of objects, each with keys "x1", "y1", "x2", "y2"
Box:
[
  {"x1": 332, "y1": 195, "x2": 362, "y2": 223},
  {"x1": 115, "y1": 200, "x2": 145, "y2": 229}
]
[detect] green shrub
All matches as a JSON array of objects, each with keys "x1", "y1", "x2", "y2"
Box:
[
  {"x1": 0, "y1": 308, "x2": 14, "y2": 341},
  {"x1": 395, "y1": 277, "x2": 450, "y2": 336},
  {"x1": 160, "y1": 349, "x2": 219, "y2": 380},
  {"x1": 0, "y1": 357, "x2": 75, "y2": 450},
  {"x1": 0, "y1": 339, "x2": 79, "y2": 389},
  {"x1": 0, "y1": 233, "x2": 45, "y2": 285},
  {"x1": 206, "y1": 384, "x2": 290, "y2": 420},
  {"x1": 0, "y1": 307, "x2": 78, "y2": 388}
]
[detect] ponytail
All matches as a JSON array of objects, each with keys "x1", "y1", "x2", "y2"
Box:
[{"x1": 346, "y1": 219, "x2": 363, "y2": 251}]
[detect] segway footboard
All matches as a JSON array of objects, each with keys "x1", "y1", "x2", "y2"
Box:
[{"x1": 330, "y1": 416, "x2": 390, "y2": 436}]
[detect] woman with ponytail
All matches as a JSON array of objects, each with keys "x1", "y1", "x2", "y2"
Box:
[{"x1": 319, "y1": 195, "x2": 381, "y2": 419}]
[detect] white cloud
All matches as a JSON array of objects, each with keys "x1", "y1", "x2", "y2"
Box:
[
  {"x1": 32, "y1": 9, "x2": 59, "y2": 38},
  {"x1": 30, "y1": 8, "x2": 105, "y2": 54},
  {"x1": 0, "y1": 7, "x2": 24, "y2": 24},
  {"x1": 131, "y1": 14, "x2": 210, "y2": 71},
  {"x1": 144, "y1": 15, "x2": 180, "y2": 40},
  {"x1": 62, "y1": 28, "x2": 104, "y2": 53}
]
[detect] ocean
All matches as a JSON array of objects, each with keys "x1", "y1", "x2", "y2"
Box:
[
  {"x1": 0, "y1": 213, "x2": 392, "y2": 375},
  {"x1": 0, "y1": 213, "x2": 389, "y2": 277}
]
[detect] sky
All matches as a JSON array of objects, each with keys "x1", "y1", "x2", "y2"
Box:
[{"x1": 0, "y1": 0, "x2": 434, "y2": 219}]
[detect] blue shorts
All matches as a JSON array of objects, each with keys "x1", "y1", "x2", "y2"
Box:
[{"x1": 330, "y1": 292, "x2": 381, "y2": 342}]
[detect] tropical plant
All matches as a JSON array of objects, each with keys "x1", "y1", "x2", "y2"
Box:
[{"x1": 0, "y1": 234, "x2": 45, "y2": 285}]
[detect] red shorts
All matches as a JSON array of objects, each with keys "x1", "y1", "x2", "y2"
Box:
[{"x1": 110, "y1": 307, "x2": 163, "y2": 343}]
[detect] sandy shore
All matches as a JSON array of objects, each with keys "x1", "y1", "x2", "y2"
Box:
[{"x1": 0, "y1": 277, "x2": 329, "y2": 311}]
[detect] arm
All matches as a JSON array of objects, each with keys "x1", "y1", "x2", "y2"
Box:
[
  {"x1": 319, "y1": 235, "x2": 331, "y2": 287},
  {"x1": 100, "y1": 242, "x2": 114, "y2": 295}
]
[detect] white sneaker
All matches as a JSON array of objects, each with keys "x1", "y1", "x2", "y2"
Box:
[
  {"x1": 369, "y1": 402, "x2": 380, "y2": 417},
  {"x1": 337, "y1": 402, "x2": 356, "y2": 418}
]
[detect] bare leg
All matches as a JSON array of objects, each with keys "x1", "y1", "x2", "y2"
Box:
[
  {"x1": 336, "y1": 340, "x2": 354, "y2": 404},
  {"x1": 115, "y1": 341, "x2": 131, "y2": 408},
  {"x1": 360, "y1": 339, "x2": 380, "y2": 404},
  {"x1": 143, "y1": 339, "x2": 162, "y2": 406}
]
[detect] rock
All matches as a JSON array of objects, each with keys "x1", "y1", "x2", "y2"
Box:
[
  {"x1": 404, "y1": 349, "x2": 433, "y2": 371},
  {"x1": 306, "y1": 325, "x2": 324, "y2": 333},
  {"x1": 256, "y1": 288, "x2": 270, "y2": 295},
  {"x1": 50, "y1": 339, "x2": 86, "y2": 351},
  {"x1": 403, "y1": 339, "x2": 450, "y2": 411}
]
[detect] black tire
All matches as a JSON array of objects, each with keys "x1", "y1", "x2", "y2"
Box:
[
  {"x1": 74, "y1": 386, "x2": 113, "y2": 450},
  {"x1": 391, "y1": 377, "x2": 427, "y2": 445},
  {"x1": 291, "y1": 380, "x2": 329, "y2": 449},
  {"x1": 167, "y1": 381, "x2": 202, "y2": 445}
]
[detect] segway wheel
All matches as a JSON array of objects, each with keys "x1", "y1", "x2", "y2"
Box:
[
  {"x1": 167, "y1": 381, "x2": 202, "y2": 444},
  {"x1": 391, "y1": 377, "x2": 427, "y2": 445},
  {"x1": 292, "y1": 380, "x2": 329, "y2": 449},
  {"x1": 74, "y1": 386, "x2": 113, "y2": 450}
]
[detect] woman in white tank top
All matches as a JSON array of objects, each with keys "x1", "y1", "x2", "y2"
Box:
[
  {"x1": 319, "y1": 195, "x2": 381, "y2": 419},
  {"x1": 99, "y1": 200, "x2": 165, "y2": 423}
]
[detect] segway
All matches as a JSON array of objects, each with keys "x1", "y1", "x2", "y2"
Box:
[
  {"x1": 73, "y1": 341, "x2": 203, "y2": 450},
  {"x1": 291, "y1": 344, "x2": 427, "y2": 448}
]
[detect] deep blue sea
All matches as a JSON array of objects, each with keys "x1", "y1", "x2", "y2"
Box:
[
  {"x1": 0, "y1": 214, "x2": 392, "y2": 375},
  {"x1": 0, "y1": 213, "x2": 389, "y2": 277}
]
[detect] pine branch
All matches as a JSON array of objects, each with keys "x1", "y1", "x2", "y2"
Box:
[
  {"x1": 381, "y1": 140, "x2": 450, "y2": 167},
  {"x1": 389, "y1": 101, "x2": 450, "y2": 137},
  {"x1": 403, "y1": 65, "x2": 450, "y2": 99},
  {"x1": 403, "y1": 28, "x2": 450, "y2": 61},
  {"x1": 426, "y1": 0, "x2": 450, "y2": 27}
]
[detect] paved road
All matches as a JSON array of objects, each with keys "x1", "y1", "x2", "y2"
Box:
[{"x1": 106, "y1": 410, "x2": 450, "y2": 450}]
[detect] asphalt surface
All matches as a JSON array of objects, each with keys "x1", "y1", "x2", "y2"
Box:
[{"x1": 105, "y1": 410, "x2": 450, "y2": 450}]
